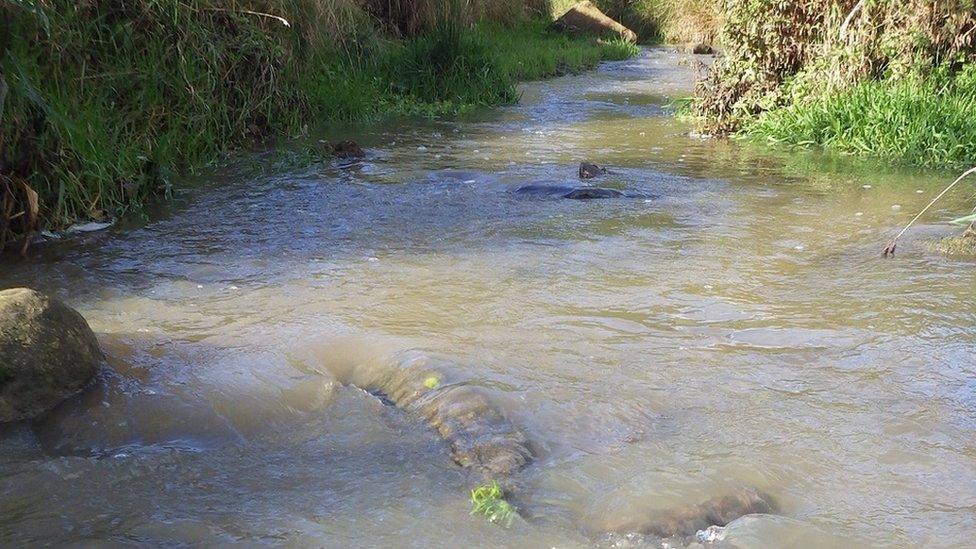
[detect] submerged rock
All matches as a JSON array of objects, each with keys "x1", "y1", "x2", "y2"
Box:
[
  {"x1": 552, "y1": 1, "x2": 639, "y2": 44},
  {"x1": 0, "y1": 288, "x2": 102, "y2": 422},
  {"x1": 602, "y1": 488, "x2": 777, "y2": 538},
  {"x1": 514, "y1": 184, "x2": 639, "y2": 199},
  {"x1": 326, "y1": 139, "x2": 366, "y2": 159},
  {"x1": 564, "y1": 187, "x2": 625, "y2": 199},
  {"x1": 327, "y1": 353, "x2": 531, "y2": 477},
  {"x1": 326, "y1": 348, "x2": 774, "y2": 536}
]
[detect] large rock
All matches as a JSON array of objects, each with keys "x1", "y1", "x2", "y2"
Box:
[
  {"x1": 552, "y1": 1, "x2": 639, "y2": 44},
  {"x1": 0, "y1": 288, "x2": 102, "y2": 422}
]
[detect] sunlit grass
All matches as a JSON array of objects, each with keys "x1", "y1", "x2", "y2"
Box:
[
  {"x1": 470, "y1": 480, "x2": 518, "y2": 527},
  {"x1": 744, "y1": 67, "x2": 976, "y2": 168}
]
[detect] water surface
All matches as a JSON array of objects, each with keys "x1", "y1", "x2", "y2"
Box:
[{"x1": 2, "y1": 48, "x2": 975, "y2": 548}]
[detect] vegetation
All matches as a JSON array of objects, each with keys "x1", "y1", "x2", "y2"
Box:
[
  {"x1": 747, "y1": 66, "x2": 976, "y2": 167},
  {"x1": 470, "y1": 480, "x2": 518, "y2": 527},
  {"x1": 691, "y1": 0, "x2": 976, "y2": 167},
  {"x1": 0, "y1": 0, "x2": 636, "y2": 250},
  {"x1": 551, "y1": 0, "x2": 720, "y2": 44}
]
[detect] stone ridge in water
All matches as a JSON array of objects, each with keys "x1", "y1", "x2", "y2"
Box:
[
  {"x1": 330, "y1": 350, "x2": 776, "y2": 537},
  {"x1": 331, "y1": 354, "x2": 532, "y2": 477},
  {"x1": 514, "y1": 184, "x2": 629, "y2": 199}
]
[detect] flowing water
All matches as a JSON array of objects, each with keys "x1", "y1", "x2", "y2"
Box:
[{"x1": 2, "y1": 48, "x2": 975, "y2": 548}]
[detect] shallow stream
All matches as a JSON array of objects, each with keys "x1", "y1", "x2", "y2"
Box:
[{"x1": 2, "y1": 48, "x2": 975, "y2": 548}]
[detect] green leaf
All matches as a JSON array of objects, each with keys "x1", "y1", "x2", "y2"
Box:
[{"x1": 949, "y1": 212, "x2": 976, "y2": 226}]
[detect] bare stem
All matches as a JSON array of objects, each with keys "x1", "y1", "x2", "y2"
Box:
[{"x1": 884, "y1": 166, "x2": 976, "y2": 256}]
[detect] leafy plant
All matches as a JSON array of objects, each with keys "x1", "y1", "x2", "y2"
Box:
[{"x1": 470, "y1": 480, "x2": 518, "y2": 527}]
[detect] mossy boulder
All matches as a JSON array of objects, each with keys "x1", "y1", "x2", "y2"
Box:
[
  {"x1": 0, "y1": 288, "x2": 102, "y2": 422},
  {"x1": 553, "y1": 1, "x2": 639, "y2": 44}
]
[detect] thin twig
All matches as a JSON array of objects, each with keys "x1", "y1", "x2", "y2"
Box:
[{"x1": 883, "y1": 166, "x2": 976, "y2": 257}]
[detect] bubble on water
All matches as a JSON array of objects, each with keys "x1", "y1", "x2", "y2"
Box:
[
  {"x1": 366, "y1": 257, "x2": 379, "y2": 262},
  {"x1": 639, "y1": 132, "x2": 646, "y2": 136},
  {"x1": 916, "y1": 189, "x2": 924, "y2": 194},
  {"x1": 229, "y1": 285, "x2": 239, "y2": 290},
  {"x1": 463, "y1": 180, "x2": 476, "y2": 184},
  {"x1": 891, "y1": 204, "x2": 902, "y2": 211},
  {"x1": 794, "y1": 245, "x2": 804, "y2": 250},
  {"x1": 435, "y1": 154, "x2": 442, "y2": 160},
  {"x1": 855, "y1": 212, "x2": 864, "y2": 216},
  {"x1": 197, "y1": 285, "x2": 203, "y2": 289},
  {"x1": 696, "y1": 525, "x2": 727, "y2": 543},
  {"x1": 417, "y1": 146, "x2": 427, "y2": 152},
  {"x1": 862, "y1": 184, "x2": 872, "y2": 189}
]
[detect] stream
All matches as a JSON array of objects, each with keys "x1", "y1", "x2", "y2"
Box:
[{"x1": 1, "y1": 48, "x2": 975, "y2": 548}]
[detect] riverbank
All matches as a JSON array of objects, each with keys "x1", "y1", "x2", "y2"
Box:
[
  {"x1": 0, "y1": 1, "x2": 636, "y2": 250},
  {"x1": 690, "y1": 0, "x2": 976, "y2": 168}
]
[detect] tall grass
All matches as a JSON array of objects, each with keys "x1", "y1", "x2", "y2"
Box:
[
  {"x1": 746, "y1": 66, "x2": 976, "y2": 167},
  {"x1": 0, "y1": 0, "x2": 637, "y2": 249},
  {"x1": 692, "y1": 0, "x2": 976, "y2": 138}
]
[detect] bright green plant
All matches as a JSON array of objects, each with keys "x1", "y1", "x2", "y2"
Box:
[{"x1": 470, "y1": 480, "x2": 518, "y2": 527}]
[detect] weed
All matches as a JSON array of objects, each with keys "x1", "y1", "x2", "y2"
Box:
[{"x1": 470, "y1": 480, "x2": 518, "y2": 527}]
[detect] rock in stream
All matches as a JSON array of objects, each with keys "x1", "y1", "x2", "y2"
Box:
[{"x1": 0, "y1": 288, "x2": 102, "y2": 423}]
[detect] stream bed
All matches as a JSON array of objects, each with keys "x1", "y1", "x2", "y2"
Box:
[{"x1": 1, "y1": 48, "x2": 975, "y2": 548}]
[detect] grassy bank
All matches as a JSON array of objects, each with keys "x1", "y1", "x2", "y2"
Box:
[
  {"x1": 0, "y1": 0, "x2": 636, "y2": 251},
  {"x1": 745, "y1": 66, "x2": 976, "y2": 167},
  {"x1": 691, "y1": 0, "x2": 976, "y2": 167}
]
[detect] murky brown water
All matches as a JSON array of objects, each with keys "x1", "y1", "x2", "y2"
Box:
[{"x1": 2, "y1": 48, "x2": 975, "y2": 548}]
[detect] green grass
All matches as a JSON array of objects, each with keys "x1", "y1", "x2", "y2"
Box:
[
  {"x1": 0, "y1": 3, "x2": 638, "y2": 245},
  {"x1": 470, "y1": 480, "x2": 518, "y2": 527},
  {"x1": 480, "y1": 20, "x2": 639, "y2": 81},
  {"x1": 745, "y1": 66, "x2": 976, "y2": 168}
]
